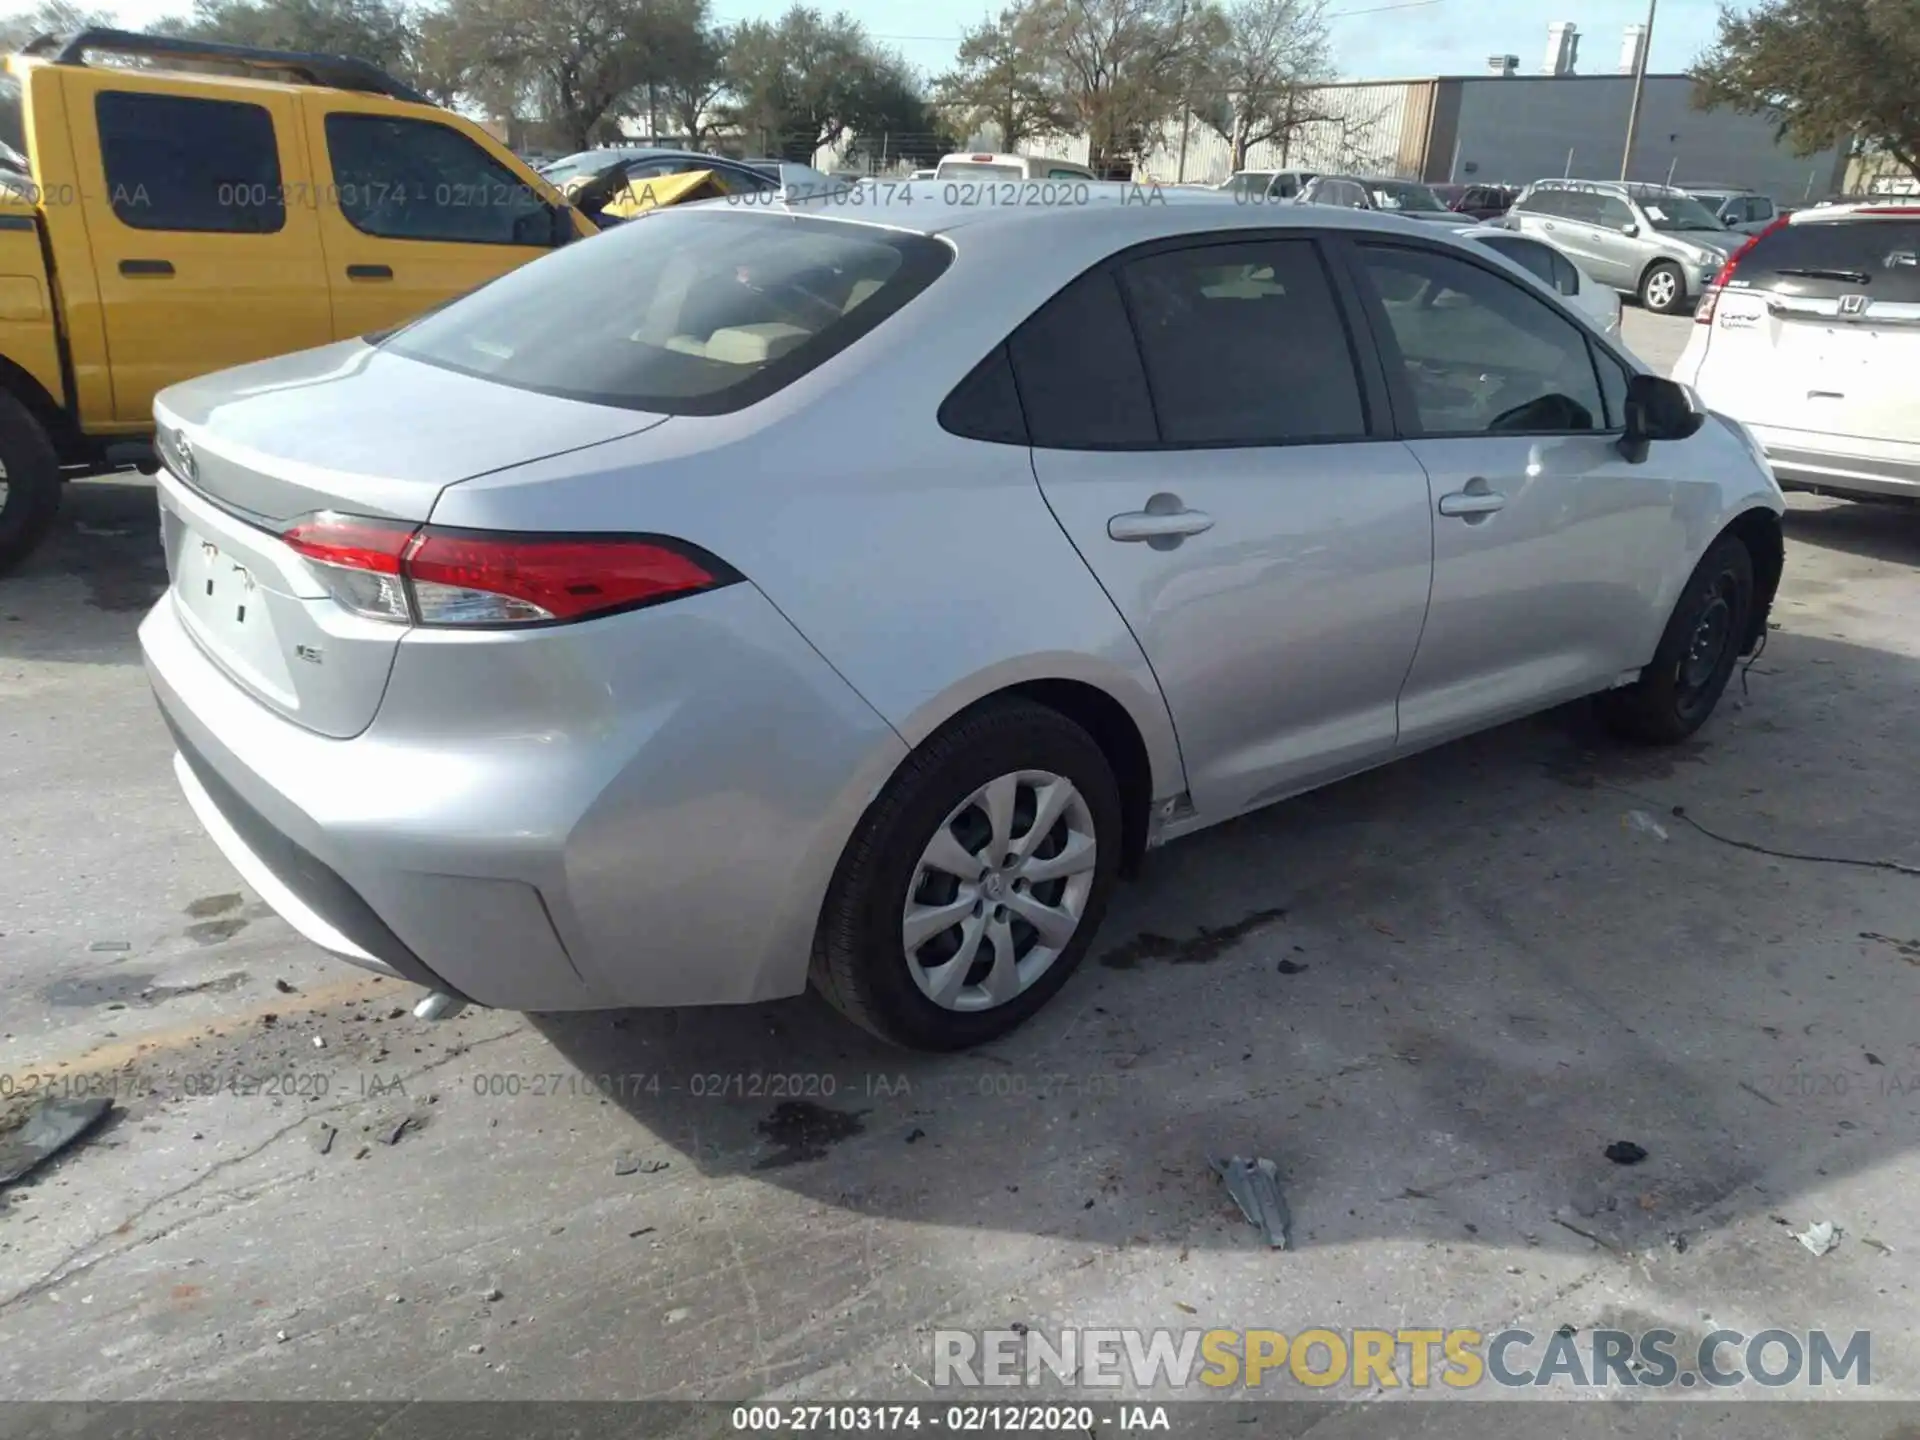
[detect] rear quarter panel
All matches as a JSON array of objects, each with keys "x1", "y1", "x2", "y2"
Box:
[{"x1": 0, "y1": 196, "x2": 64, "y2": 410}]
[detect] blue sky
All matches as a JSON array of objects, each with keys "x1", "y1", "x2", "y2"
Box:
[{"x1": 9, "y1": 0, "x2": 1727, "y2": 83}]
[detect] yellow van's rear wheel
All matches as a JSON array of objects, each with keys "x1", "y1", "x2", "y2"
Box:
[{"x1": 0, "y1": 390, "x2": 61, "y2": 576}]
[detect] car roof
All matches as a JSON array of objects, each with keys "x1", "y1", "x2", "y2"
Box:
[{"x1": 1788, "y1": 201, "x2": 1920, "y2": 223}]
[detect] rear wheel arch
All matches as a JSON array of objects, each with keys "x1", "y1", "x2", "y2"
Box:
[
  {"x1": 997, "y1": 678, "x2": 1155, "y2": 879},
  {"x1": 0, "y1": 357, "x2": 77, "y2": 458}
]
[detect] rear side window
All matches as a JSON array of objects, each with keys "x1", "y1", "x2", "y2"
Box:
[
  {"x1": 1006, "y1": 269, "x2": 1156, "y2": 447},
  {"x1": 1730, "y1": 217, "x2": 1920, "y2": 302},
  {"x1": 1118, "y1": 240, "x2": 1368, "y2": 445},
  {"x1": 939, "y1": 162, "x2": 1024, "y2": 179},
  {"x1": 939, "y1": 345, "x2": 1028, "y2": 444},
  {"x1": 385, "y1": 209, "x2": 952, "y2": 414},
  {"x1": 96, "y1": 91, "x2": 283, "y2": 234},
  {"x1": 325, "y1": 113, "x2": 550, "y2": 245},
  {"x1": 1478, "y1": 234, "x2": 1557, "y2": 288}
]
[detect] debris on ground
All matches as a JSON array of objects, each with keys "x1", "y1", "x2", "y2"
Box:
[
  {"x1": 1210, "y1": 1153, "x2": 1292, "y2": 1249},
  {"x1": 275, "y1": 979, "x2": 297, "y2": 994},
  {"x1": 88, "y1": 940, "x2": 132, "y2": 953},
  {"x1": 1794, "y1": 1221, "x2": 1840, "y2": 1257},
  {"x1": 480, "y1": 1286, "x2": 503, "y2": 1303},
  {"x1": 1667, "y1": 1232, "x2": 1689, "y2": 1254},
  {"x1": 311, "y1": 1035, "x2": 326, "y2": 1049},
  {"x1": 1862, "y1": 1237, "x2": 1892, "y2": 1256},
  {"x1": 905, "y1": 1128, "x2": 926, "y2": 1143},
  {"x1": 1623, "y1": 810, "x2": 1669, "y2": 841},
  {"x1": 614, "y1": 1154, "x2": 671, "y2": 1177},
  {"x1": 311, "y1": 1123, "x2": 337, "y2": 1156},
  {"x1": 0, "y1": 1097, "x2": 113, "y2": 1186},
  {"x1": 1604, "y1": 1141, "x2": 1648, "y2": 1166},
  {"x1": 1275, "y1": 959, "x2": 1309, "y2": 975}
]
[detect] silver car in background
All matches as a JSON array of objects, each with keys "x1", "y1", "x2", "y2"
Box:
[
  {"x1": 1507, "y1": 179, "x2": 1742, "y2": 314},
  {"x1": 141, "y1": 189, "x2": 1785, "y2": 1051},
  {"x1": 1458, "y1": 225, "x2": 1622, "y2": 335}
]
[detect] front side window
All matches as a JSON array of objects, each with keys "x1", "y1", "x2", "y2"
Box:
[
  {"x1": 324, "y1": 113, "x2": 551, "y2": 246},
  {"x1": 1117, "y1": 239, "x2": 1368, "y2": 446},
  {"x1": 96, "y1": 90, "x2": 283, "y2": 234},
  {"x1": 1358, "y1": 243, "x2": 1606, "y2": 437},
  {"x1": 384, "y1": 209, "x2": 951, "y2": 414}
]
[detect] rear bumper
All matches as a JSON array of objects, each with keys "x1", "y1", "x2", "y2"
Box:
[
  {"x1": 1746, "y1": 426, "x2": 1920, "y2": 500},
  {"x1": 141, "y1": 581, "x2": 909, "y2": 1011}
]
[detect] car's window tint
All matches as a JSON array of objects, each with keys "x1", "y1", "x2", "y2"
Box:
[
  {"x1": 1358, "y1": 243, "x2": 1606, "y2": 436},
  {"x1": 1006, "y1": 268, "x2": 1157, "y2": 447},
  {"x1": 1550, "y1": 250, "x2": 1581, "y2": 295},
  {"x1": 1117, "y1": 240, "x2": 1367, "y2": 446},
  {"x1": 96, "y1": 91, "x2": 284, "y2": 234},
  {"x1": 939, "y1": 344, "x2": 1028, "y2": 444},
  {"x1": 1593, "y1": 344, "x2": 1631, "y2": 430},
  {"x1": 325, "y1": 113, "x2": 551, "y2": 245},
  {"x1": 386, "y1": 209, "x2": 951, "y2": 414},
  {"x1": 1478, "y1": 234, "x2": 1557, "y2": 287},
  {"x1": 1597, "y1": 194, "x2": 1636, "y2": 229}
]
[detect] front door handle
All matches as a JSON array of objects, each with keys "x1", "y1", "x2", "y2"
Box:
[
  {"x1": 1438, "y1": 483, "x2": 1507, "y2": 518},
  {"x1": 1109, "y1": 506, "x2": 1215, "y2": 543},
  {"x1": 120, "y1": 259, "x2": 173, "y2": 276},
  {"x1": 346, "y1": 264, "x2": 393, "y2": 280}
]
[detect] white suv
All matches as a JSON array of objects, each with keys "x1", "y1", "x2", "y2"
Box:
[{"x1": 1673, "y1": 203, "x2": 1920, "y2": 501}]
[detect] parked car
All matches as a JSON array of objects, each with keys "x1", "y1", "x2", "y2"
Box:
[
  {"x1": 551, "y1": 150, "x2": 784, "y2": 227},
  {"x1": 141, "y1": 190, "x2": 1783, "y2": 1050},
  {"x1": 1297, "y1": 174, "x2": 1477, "y2": 226},
  {"x1": 1674, "y1": 201, "x2": 1920, "y2": 503},
  {"x1": 1218, "y1": 169, "x2": 1317, "y2": 203},
  {"x1": 0, "y1": 28, "x2": 587, "y2": 574},
  {"x1": 910, "y1": 168, "x2": 936, "y2": 180},
  {"x1": 1506, "y1": 179, "x2": 1741, "y2": 315},
  {"x1": 934, "y1": 152, "x2": 1098, "y2": 181},
  {"x1": 740, "y1": 158, "x2": 855, "y2": 196},
  {"x1": 1434, "y1": 183, "x2": 1520, "y2": 221},
  {"x1": 537, "y1": 145, "x2": 661, "y2": 187},
  {"x1": 1675, "y1": 184, "x2": 1784, "y2": 236},
  {"x1": 1458, "y1": 225, "x2": 1622, "y2": 335}
]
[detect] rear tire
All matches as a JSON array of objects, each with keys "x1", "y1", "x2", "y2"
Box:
[
  {"x1": 1639, "y1": 260, "x2": 1688, "y2": 316},
  {"x1": 811, "y1": 699, "x2": 1122, "y2": 1051},
  {"x1": 0, "y1": 390, "x2": 61, "y2": 576},
  {"x1": 1598, "y1": 534, "x2": 1754, "y2": 745}
]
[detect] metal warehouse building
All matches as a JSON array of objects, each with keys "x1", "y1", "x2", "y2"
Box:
[{"x1": 953, "y1": 21, "x2": 1852, "y2": 207}]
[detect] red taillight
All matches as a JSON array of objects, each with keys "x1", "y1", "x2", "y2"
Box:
[
  {"x1": 280, "y1": 513, "x2": 734, "y2": 628},
  {"x1": 1695, "y1": 215, "x2": 1791, "y2": 325}
]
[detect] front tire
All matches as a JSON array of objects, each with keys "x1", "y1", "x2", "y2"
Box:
[
  {"x1": 811, "y1": 699, "x2": 1122, "y2": 1050},
  {"x1": 1599, "y1": 534, "x2": 1754, "y2": 745},
  {"x1": 1639, "y1": 260, "x2": 1688, "y2": 316},
  {"x1": 0, "y1": 390, "x2": 62, "y2": 576}
]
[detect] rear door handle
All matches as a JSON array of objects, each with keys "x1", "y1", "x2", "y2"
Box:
[
  {"x1": 1438, "y1": 485, "x2": 1507, "y2": 517},
  {"x1": 120, "y1": 259, "x2": 173, "y2": 276},
  {"x1": 1109, "y1": 507, "x2": 1215, "y2": 543},
  {"x1": 346, "y1": 264, "x2": 393, "y2": 280}
]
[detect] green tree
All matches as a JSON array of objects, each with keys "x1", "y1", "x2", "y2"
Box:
[
  {"x1": 652, "y1": 19, "x2": 727, "y2": 146},
  {"x1": 719, "y1": 6, "x2": 906, "y2": 160},
  {"x1": 1027, "y1": 0, "x2": 1205, "y2": 175},
  {"x1": 933, "y1": 3, "x2": 1069, "y2": 152},
  {"x1": 1190, "y1": 0, "x2": 1331, "y2": 170},
  {"x1": 434, "y1": 0, "x2": 707, "y2": 151},
  {"x1": 159, "y1": 0, "x2": 419, "y2": 75},
  {"x1": 841, "y1": 55, "x2": 955, "y2": 168},
  {"x1": 1692, "y1": 0, "x2": 1920, "y2": 177}
]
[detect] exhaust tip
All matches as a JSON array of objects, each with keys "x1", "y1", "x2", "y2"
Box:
[{"x1": 412, "y1": 990, "x2": 468, "y2": 1022}]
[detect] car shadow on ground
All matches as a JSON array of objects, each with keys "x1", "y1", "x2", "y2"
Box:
[
  {"x1": 1, "y1": 474, "x2": 167, "y2": 662},
  {"x1": 536, "y1": 624, "x2": 1920, "y2": 1259},
  {"x1": 1780, "y1": 495, "x2": 1920, "y2": 566}
]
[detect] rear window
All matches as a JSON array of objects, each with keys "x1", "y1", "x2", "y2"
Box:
[
  {"x1": 383, "y1": 209, "x2": 952, "y2": 414},
  {"x1": 938, "y1": 161, "x2": 1025, "y2": 179},
  {"x1": 1730, "y1": 217, "x2": 1920, "y2": 302}
]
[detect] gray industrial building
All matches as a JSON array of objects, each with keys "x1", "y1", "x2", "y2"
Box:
[{"x1": 913, "y1": 19, "x2": 1852, "y2": 208}]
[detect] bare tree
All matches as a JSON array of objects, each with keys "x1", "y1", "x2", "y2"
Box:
[
  {"x1": 1190, "y1": 0, "x2": 1331, "y2": 170},
  {"x1": 934, "y1": 3, "x2": 1069, "y2": 152},
  {"x1": 1, "y1": 1, "x2": 115, "y2": 50},
  {"x1": 1027, "y1": 0, "x2": 1209, "y2": 176}
]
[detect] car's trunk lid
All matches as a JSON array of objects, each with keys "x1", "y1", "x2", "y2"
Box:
[
  {"x1": 1705, "y1": 216, "x2": 1920, "y2": 445},
  {"x1": 153, "y1": 342, "x2": 667, "y2": 738}
]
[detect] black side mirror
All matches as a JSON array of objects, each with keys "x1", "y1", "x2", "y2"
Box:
[{"x1": 1618, "y1": 373, "x2": 1707, "y2": 463}]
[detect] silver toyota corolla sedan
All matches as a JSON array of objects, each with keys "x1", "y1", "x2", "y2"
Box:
[{"x1": 140, "y1": 186, "x2": 1786, "y2": 1051}]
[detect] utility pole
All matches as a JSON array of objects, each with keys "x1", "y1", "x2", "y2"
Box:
[{"x1": 1619, "y1": 0, "x2": 1657, "y2": 181}]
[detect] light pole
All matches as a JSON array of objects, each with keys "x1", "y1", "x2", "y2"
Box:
[{"x1": 1619, "y1": 0, "x2": 1658, "y2": 181}]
